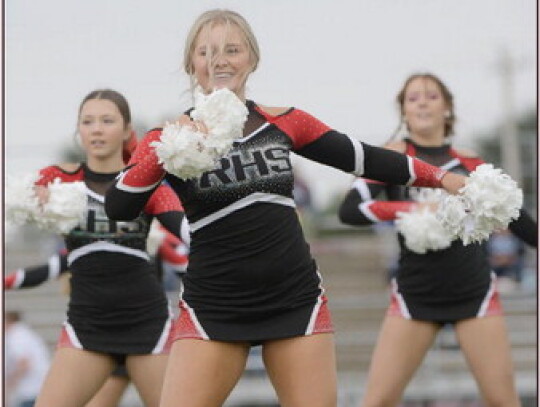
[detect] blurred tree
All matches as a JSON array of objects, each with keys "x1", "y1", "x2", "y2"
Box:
[{"x1": 474, "y1": 108, "x2": 537, "y2": 214}]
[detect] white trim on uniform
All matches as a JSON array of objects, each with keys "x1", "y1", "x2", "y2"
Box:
[
  {"x1": 67, "y1": 241, "x2": 150, "y2": 265},
  {"x1": 151, "y1": 314, "x2": 173, "y2": 354},
  {"x1": 235, "y1": 123, "x2": 271, "y2": 143},
  {"x1": 352, "y1": 178, "x2": 373, "y2": 201},
  {"x1": 477, "y1": 272, "x2": 497, "y2": 317},
  {"x1": 347, "y1": 136, "x2": 365, "y2": 176},
  {"x1": 305, "y1": 270, "x2": 325, "y2": 335},
  {"x1": 405, "y1": 156, "x2": 417, "y2": 186},
  {"x1": 63, "y1": 321, "x2": 83, "y2": 349},
  {"x1": 47, "y1": 255, "x2": 62, "y2": 280},
  {"x1": 189, "y1": 192, "x2": 296, "y2": 233},
  {"x1": 440, "y1": 158, "x2": 461, "y2": 171},
  {"x1": 391, "y1": 279, "x2": 411, "y2": 319},
  {"x1": 116, "y1": 170, "x2": 163, "y2": 193},
  {"x1": 359, "y1": 201, "x2": 380, "y2": 222},
  {"x1": 13, "y1": 269, "x2": 25, "y2": 288}
]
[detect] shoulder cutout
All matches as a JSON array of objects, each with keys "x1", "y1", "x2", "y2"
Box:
[
  {"x1": 453, "y1": 147, "x2": 479, "y2": 158},
  {"x1": 383, "y1": 140, "x2": 406, "y2": 153},
  {"x1": 256, "y1": 105, "x2": 291, "y2": 117},
  {"x1": 57, "y1": 163, "x2": 81, "y2": 172}
]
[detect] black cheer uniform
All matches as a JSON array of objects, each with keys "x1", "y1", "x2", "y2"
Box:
[
  {"x1": 339, "y1": 138, "x2": 537, "y2": 323},
  {"x1": 106, "y1": 101, "x2": 453, "y2": 343},
  {"x1": 37, "y1": 163, "x2": 183, "y2": 358}
]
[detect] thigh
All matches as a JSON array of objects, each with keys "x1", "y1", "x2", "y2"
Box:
[
  {"x1": 455, "y1": 316, "x2": 520, "y2": 407},
  {"x1": 84, "y1": 375, "x2": 130, "y2": 407},
  {"x1": 126, "y1": 354, "x2": 168, "y2": 407},
  {"x1": 159, "y1": 339, "x2": 250, "y2": 407},
  {"x1": 35, "y1": 348, "x2": 115, "y2": 407},
  {"x1": 361, "y1": 316, "x2": 440, "y2": 407},
  {"x1": 262, "y1": 333, "x2": 337, "y2": 407}
]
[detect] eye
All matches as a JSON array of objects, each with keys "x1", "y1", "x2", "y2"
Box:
[
  {"x1": 428, "y1": 93, "x2": 440, "y2": 100},
  {"x1": 226, "y1": 46, "x2": 239, "y2": 55},
  {"x1": 81, "y1": 120, "x2": 92, "y2": 125},
  {"x1": 407, "y1": 96, "x2": 418, "y2": 102},
  {"x1": 103, "y1": 118, "x2": 115, "y2": 124}
]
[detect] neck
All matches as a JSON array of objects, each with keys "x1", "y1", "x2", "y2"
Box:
[
  {"x1": 85, "y1": 156, "x2": 125, "y2": 173},
  {"x1": 409, "y1": 130, "x2": 446, "y2": 147}
]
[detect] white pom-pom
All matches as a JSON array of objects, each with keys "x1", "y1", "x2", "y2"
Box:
[
  {"x1": 36, "y1": 179, "x2": 88, "y2": 234},
  {"x1": 396, "y1": 209, "x2": 454, "y2": 254},
  {"x1": 146, "y1": 220, "x2": 166, "y2": 256},
  {"x1": 151, "y1": 87, "x2": 248, "y2": 180},
  {"x1": 5, "y1": 173, "x2": 40, "y2": 226},
  {"x1": 438, "y1": 164, "x2": 523, "y2": 245}
]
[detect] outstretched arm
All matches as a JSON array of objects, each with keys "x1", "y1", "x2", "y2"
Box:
[{"x1": 5, "y1": 249, "x2": 69, "y2": 289}]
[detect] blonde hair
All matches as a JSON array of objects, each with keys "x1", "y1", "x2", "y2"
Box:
[{"x1": 183, "y1": 9, "x2": 260, "y2": 90}]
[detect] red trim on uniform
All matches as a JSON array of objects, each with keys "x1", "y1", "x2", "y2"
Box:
[
  {"x1": 123, "y1": 130, "x2": 166, "y2": 187},
  {"x1": 367, "y1": 201, "x2": 416, "y2": 221},
  {"x1": 311, "y1": 296, "x2": 334, "y2": 334},
  {"x1": 37, "y1": 165, "x2": 84, "y2": 186},
  {"x1": 448, "y1": 149, "x2": 485, "y2": 172},
  {"x1": 4, "y1": 273, "x2": 17, "y2": 289},
  {"x1": 410, "y1": 158, "x2": 447, "y2": 188},
  {"x1": 57, "y1": 326, "x2": 78, "y2": 349},
  {"x1": 144, "y1": 185, "x2": 183, "y2": 215},
  {"x1": 254, "y1": 107, "x2": 332, "y2": 150},
  {"x1": 171, "y1": 301, "x2": 206, "y2": 341},
  {"x1": 480, "y1": 284, "x2": 504, "y2": 317},
  {"x1": 386, "y1": 290, "x2": 407, "y2": 318}
]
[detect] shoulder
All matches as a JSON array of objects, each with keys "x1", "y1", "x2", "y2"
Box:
[
  {"x1": 40, "y1": 163, "x2": 82, "y2": 175},
  {"x1": 383, "y1": 140, "x2": 407, "y2": 153},
  {"x1": 256, "y1": 104, "x2": 292, "y2": 117},
  {"x1": 452, "y1": 146, "x2": 479, "y2": 158},
  {"x1": 56, "y1": 163, "x2": 82, "y2": 173}
]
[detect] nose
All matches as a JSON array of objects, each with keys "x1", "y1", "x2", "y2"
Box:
[
  {"x1": 214, "y1": 52, "x2": 229, "y2": 68},
  {"x1": 90, "y1": 121, "x2": 104, "y2": 133}
]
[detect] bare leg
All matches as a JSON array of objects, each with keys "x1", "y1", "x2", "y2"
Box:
[
  {"x1": 126, "y1": 354, "x2": 168, "y2": 407},
  {"x1": 84, "y1": 375, "x2": 130, "y2": 407},
  {"x1": 455, "y1": 316, "x2": 521, "y2": 407},
  {"x1": 262, "y1": 333, "x2": 337, "y2": 407},
  {"x1": 35, "y1": 348, "x2": 115, "y2": 407},
  {"x1": 360, "y1": 316, "x2": 440, "y2": 407},
  {"x1": 159, "y1": 339, "x2": 250, "y2": 407}
]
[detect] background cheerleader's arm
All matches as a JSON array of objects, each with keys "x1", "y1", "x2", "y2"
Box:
[
  {"x1": 105, "y1": 129, "x2": 166, "y2": 221},
  {"x1": 4, "y1": 249, "x2": 69, "y2": 289},
  {"x1": 338, "y1": 178, "x2": 416, "y2": 226},
  {"x1": 508, "y1": 210, "x2": 538, "y2": 248}
]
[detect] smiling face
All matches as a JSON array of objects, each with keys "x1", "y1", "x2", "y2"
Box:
[
  {"x1": 78, "y1": 99, "x2": 130, "y2": 162},
  {"x1": 402, "y1": 77, "x2": 449, "y2": 142},
  {"x1": 191, "y1": 22, "x2": 254, "y2": 98}
]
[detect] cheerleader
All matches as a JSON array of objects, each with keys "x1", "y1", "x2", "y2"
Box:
[
  {"x1": 104, "y1": 11, "x2": 470, "y2": 407},
  {"x1": 338, "y1": 73, "x2": 536, "y2": 407},
  {"x1": 14, "y1": 89, "x2": 185, "y2": 407}
]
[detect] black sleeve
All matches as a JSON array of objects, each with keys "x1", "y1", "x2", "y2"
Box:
[
  {"x1": 338, "y1": 181, "x2": 387, "y2": 226},
  {"x1": 508, "y1": 209, "x2": 538, "y2": 248},
  {"x1": 13, "y1": 253, "x2": 69, "y2": 289},
  {"x1": 296, "y1": 131, "x2": 414, "y2": 185},
  {"x1": 105, "y1": 165, "x2": 160, "y2": 221},
  {"x1": 156, "y1": 211, "x2": 185, "y2": 240}
]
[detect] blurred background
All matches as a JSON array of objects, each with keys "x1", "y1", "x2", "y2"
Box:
[{"x1": 4, "y1": 0, "x2": 537, "y2": 406}]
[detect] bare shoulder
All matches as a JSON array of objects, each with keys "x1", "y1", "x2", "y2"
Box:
[
  {"x1": 453, "y1": 146, "x2": 479, "y2": 158},
  {"x1": 57, "y1": 163, "x2": 81, "y2": 172},
  {"x1": 256, "y1": 104, "x2": 291, "y2": 116},
  {"x1": 383, "y1": 140, "x2": 406, "y2": 153}
]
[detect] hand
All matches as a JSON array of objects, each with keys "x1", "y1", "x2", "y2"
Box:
[
  {"x1": 415, "y1": 201, "x2": 439, "y2": 212},
  {"x1": 440, "y1": 172, "x2": 466, "y2": 195},
  {"x1": 34, "y1": 185, "x2": 50, "y2": 205},
  {"x1": 177, "y1": 115, "x2": 209, "y2": 134}
]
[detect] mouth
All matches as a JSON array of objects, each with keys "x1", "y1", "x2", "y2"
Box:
[
  {"x1": 90, "y1": 140, "x2": 106, "y2": 147},
  {"x1": 213, "y1": 72, "x2": 233, "y2": 80}
]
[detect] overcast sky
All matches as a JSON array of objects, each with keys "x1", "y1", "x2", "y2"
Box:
[{"x1": 5, "y1": 0, "x2": 537, "y2": 207}]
